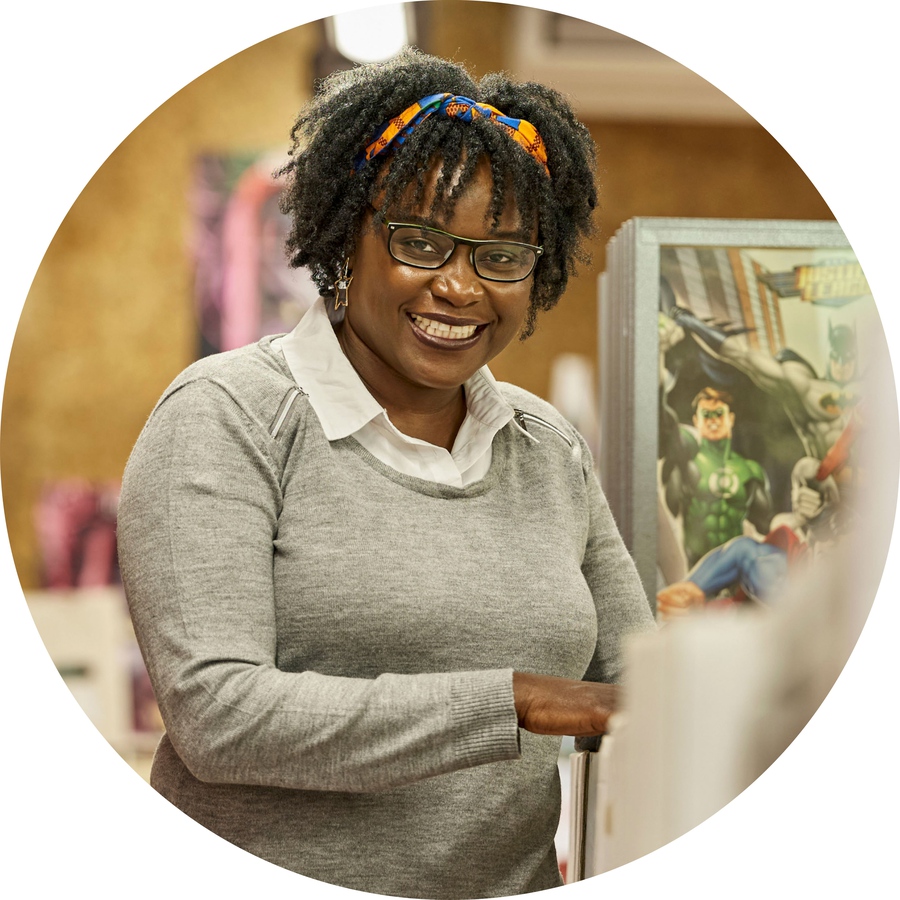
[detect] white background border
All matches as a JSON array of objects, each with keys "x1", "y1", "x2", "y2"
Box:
[{"x1": 3, "y1": 2, "x2": 896, "y2": 896}]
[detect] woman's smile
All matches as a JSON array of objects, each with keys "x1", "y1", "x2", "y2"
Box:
[{"x1": 408, "y1": 312, "x2": 486, "y2": 344}]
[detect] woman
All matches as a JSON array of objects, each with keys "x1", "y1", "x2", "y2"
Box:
[{"x1": 117, "y1": 48, "x2": 654, "y2": 898}]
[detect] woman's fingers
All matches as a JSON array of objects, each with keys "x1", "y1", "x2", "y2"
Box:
[
  {"x1": 656, "y1": 580, "x2": 704, "y2": 621},
  {"x1": 512, "y1": 672, "x2": 620, "y2": 736}
]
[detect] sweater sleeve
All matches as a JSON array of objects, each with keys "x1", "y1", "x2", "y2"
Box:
[
  {"x1": 576, "y1": 433, "x2": 657, "y2": 685},
  {"x1": 117, "y1": 380, "x2": 521, "y2": 793}
]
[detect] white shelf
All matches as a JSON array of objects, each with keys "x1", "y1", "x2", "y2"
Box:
[{"x1": 25, "y1": 586, "x2": 162, "y2": 776}]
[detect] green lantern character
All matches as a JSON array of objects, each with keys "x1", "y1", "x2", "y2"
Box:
[{"x1": 662, "y1": 387, "x2": 773, "y2": 567}]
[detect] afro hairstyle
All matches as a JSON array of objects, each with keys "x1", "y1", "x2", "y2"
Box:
[{"x1": 277, "y1": 47, "x2": 598, "y2": 338}]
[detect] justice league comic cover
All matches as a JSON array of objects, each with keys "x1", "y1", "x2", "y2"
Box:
[{"x1": 654, "y1": 242, "x2": 875, "y2": 616}]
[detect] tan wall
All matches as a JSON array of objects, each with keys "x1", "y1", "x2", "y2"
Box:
[
  {"x1": 2, "y1": 24, "x2": 319, "y2": 588},
  {"x1": 2, "y1": 6, "x2": 831, "y2": 589}
]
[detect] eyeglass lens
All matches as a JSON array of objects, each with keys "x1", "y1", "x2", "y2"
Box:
[{"x1": 388, "y1": 225, "x2": 538, "y2": 281}]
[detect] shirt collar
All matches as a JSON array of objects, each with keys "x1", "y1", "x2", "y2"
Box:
[{"x1": 275, "y1": 296, "x2": 529, "y2": 442}]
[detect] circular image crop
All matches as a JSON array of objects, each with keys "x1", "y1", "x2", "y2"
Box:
[{"x1": 3, "y1": 2, "x2": 896, "y2": 897}]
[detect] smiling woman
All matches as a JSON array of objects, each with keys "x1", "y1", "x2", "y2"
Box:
[{"x1": 115, "y1": 47, "x2": 655, "y2": 898}]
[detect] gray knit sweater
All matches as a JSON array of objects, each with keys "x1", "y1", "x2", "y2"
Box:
[{"x1": 117, "y1": 336, "x2": 654, "y2": 898}]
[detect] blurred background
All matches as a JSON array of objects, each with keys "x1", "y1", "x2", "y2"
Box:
[
  {"x1": 0, "y1": 0, "x2": 849, "y2": 882},
  {"x1": 2, "y1": 0, "x2": 834, "y2": 592}
]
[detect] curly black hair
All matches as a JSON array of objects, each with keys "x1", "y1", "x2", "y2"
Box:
[{"x1": 277, "y1": 47, "x2": 598, "y2": 338}]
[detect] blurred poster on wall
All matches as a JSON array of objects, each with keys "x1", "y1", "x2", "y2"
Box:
[
  {"x1": 190, "y1": 152, "x2": 320, "y2": 357},
  {"x1": 599, "y1": 218, "x2": 877, "y2": 618}
]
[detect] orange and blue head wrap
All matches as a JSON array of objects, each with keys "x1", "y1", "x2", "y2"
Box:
[{"x1": 356, "y1": 92, "x2": 550, "y2": 178}]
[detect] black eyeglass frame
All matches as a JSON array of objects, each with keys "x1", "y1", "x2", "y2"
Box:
[{"x1": 384, "y1": 221, "x2": 544, "y2": 283}]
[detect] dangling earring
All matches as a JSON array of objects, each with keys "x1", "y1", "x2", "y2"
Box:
[{"x1": 333, "y1": 259, "x2": 353, "y2": 311}]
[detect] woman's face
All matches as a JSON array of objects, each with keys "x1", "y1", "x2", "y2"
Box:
[{"x1": 339, "y1": 157, "x2": 536, "y2": 399}]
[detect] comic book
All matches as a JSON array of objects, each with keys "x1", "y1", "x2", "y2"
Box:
[{"x1": 599, "y1": 219, "x2": 877, "y2": 616}]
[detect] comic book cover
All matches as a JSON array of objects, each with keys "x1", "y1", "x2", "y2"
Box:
[{"x1": 654, "y1": 243, "x2": 875, "y2": 617}]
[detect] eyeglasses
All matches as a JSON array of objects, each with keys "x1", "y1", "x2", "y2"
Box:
[{"x1": 385, "y1": 222, "x2": 543, "y2": 283}]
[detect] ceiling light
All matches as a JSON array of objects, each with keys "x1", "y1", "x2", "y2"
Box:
[{"x1": 330, "y1": 4, "x2": 412, "y2": 64}]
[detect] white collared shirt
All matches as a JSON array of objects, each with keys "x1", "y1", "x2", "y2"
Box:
[{"x1": 272, "y1": 297, "x2": 523, "y2": 487}]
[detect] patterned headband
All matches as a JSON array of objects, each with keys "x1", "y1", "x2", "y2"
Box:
[{"x1": 356, "y1": 92, "x2": 550, "y2": 178}]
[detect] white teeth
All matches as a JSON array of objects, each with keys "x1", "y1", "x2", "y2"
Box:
[{"x1": 411, "y1": 314, "x2": 478, "y2": 340}]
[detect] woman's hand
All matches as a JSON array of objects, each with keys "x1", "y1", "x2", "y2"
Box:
[
  {"x1": 656, "y1": 580, "x2": 705, "y2": 621},
  {"x1": 512, "y1": 672, "x2": 619, "y2": 737}
]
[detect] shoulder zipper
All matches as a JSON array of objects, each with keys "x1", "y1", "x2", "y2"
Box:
[
  {"x1": 270, "y1": 387, "x2": 305, "y2": 438},
  {"x1": 513, "y1": 409, "x2": 574, "y2": 448}
]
